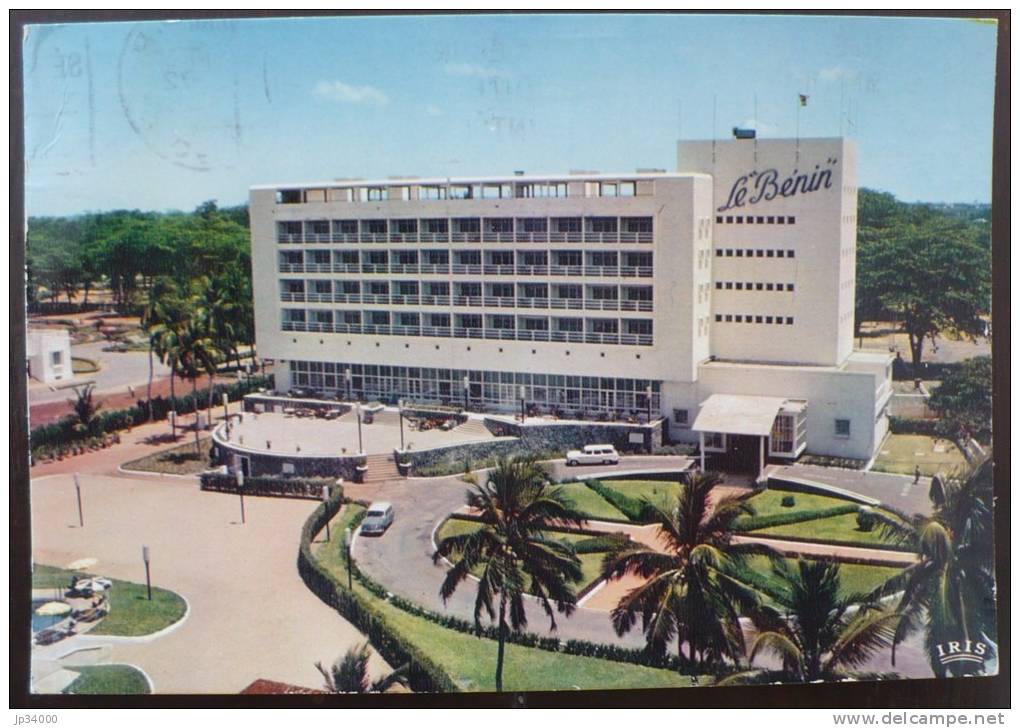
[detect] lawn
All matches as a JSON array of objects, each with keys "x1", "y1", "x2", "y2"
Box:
[
  {"x1": 597, "y1": 479, "x2": 683, "y2": 508},
  {"x1": 32, "y1": 565, "x2": 187, "y2": 637},
  {"x1": 120, "y1": 438, "x2": 213, "y2": 476},
  {"x1": 553, "y1": 482, "x2": 627, "y2": 521},
  {"x1": 63, "y1": 664, "x2": 150, "y2": 694},
  {"x1": 871, "y1": 433, "x2": 969, "y2": 478},
  {"x1": 742, "y1": 555, "x2": 902, "y2": 600},
  {"x1": 745, "y1": 489, "x2": 855, "y2": 517},
  {"x1": 435, "y1": 518, "x2": 608, "y2": 593},
  {"x1": 317, "y1": 506, "x2": 696, "y2": 692},
  {"x1": 751, "y1": 511, "x2": 907, "y2": 551}
]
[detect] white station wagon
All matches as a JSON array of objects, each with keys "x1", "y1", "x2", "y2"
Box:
[{"x1": 565, "y1": 444, "x2": 620, "y2": 466}]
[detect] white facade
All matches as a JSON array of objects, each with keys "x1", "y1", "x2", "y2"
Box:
[
  {"x1": 249, "y1": 136, "x2": 891, "y2": 461},
  {"x1": 26, "y1": 328, "x2": 72, "y2": 384}
]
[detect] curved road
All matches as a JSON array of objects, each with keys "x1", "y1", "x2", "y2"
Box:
[{"x1": 348, "y1": 456, "x2": 934, "y2": 679}]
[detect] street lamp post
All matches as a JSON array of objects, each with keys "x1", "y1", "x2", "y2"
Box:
[
  {"x1": 398, "y1": 399, "x2": 405, "y2": 450},
  {"x1": 462, "y1": 375, "x2": 470, "y2": 411},
  {"x1": 222, "y1": 391, "x2": 229, "y2": 426},
  {"x1": 236, "y1": 469, "x2": 246, "y2": 524},
  {"x1": 322, "y1": 485, "x2": 331, "y2": 542},
  {"x1": 344, "y1": 527, "x2": 353, "y2": 590},
  {"x1": 355, "y1": 403, "x2": 364, "y2": 454},
  {"x1": 73, "y1": 473, "x2": 84, "y2": 528},
  {"x1": 645, "y1": 384, "x2": 653, "y2": 422},
  {"x1": 169, "y1": 410, "x2": 177, "y2": 440},
  {"x1": 345, "y1": 368, "x2": 352, "y2": 402},
  {"x1": 519, "y1": 385, "x2": 526, "y2": 423},
  {"x1": 142, "y1": 546, "x2": 152, "y2": 601}
]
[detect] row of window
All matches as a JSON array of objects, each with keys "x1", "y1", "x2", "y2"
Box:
[
  {"x1": 714, "y1": 314, "x2": 795, "y2": 325},
  {"x1": 277, "y1": 180, "x2": 652, "y2": 205},
  {"x1": 715, "y1": 281, "x2": 795, "y2": 292},
  {"x1": 276, "y1": 216, "x2": 654, "y2": 244},
  {"x1": 280, "y1": 309, "x2": 655, "y2": 345},
  {"x1": 288, "y1": 359, "x2": 662, "y2": 414},
  {"x1": 715, "y1": 248, "x2": 796, "y2": 258},
  {"x1": 715, "y1": 214, "x2": 796, "y2": 225},
  {"x1": 280, "y1": 280, "x2": 654, "y2": 310}
]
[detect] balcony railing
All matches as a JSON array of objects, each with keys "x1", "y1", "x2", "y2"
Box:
[
  {"x1": 421, "y1": 326, "x2": 453, "y2": 337},
  {"x1": 388, "y1": 233, "x2": 418, "y2": 243},
  {"x1": 278, "y1": 263, "x2": 305, "y2": 273},
  {"x1": 516, "y1": 297, "x2": 550, "y2": 308},
  {"x1": 585, "y1": 231, "x2": 619, "y2": 244},
  {"x1": 450, "y1": 232, "x2": 482, "y2": 243},
  {"x1": 483, "y1": 264, "x2": 516, "y2": 275},
  {"x1": 391, "y1": 295, "x2": 421, "y2": 305},
  {"x1": 306, "y1": 292, "x2": 334, "y2": 303},
  {"x1": 332, "y1": 263, "x2": 361, "y2": 273},
  {"x1": 389, "y1": 263, "x2": 420, "y2": 274},
  {"x1": 620, "y1": 232, "x2": 653, "y2": 244},
  {"x1": 277, "y1": 233, "x2": 303, "y2": 244},
  {"x1": 280, "y1": 291, "x2": 305, "y2": 302},
  {"x1": 359, "y1": 233, "x2": 389, "y2": 243},
  {"x1": 516, "y1": 329, "x2": 551, "y2": 341},
  {"x1": 420, "y1": 295, "x2": 451, "y2": 306},
  {"x1": 304, "y1": 233, "x2": 332, "y2": 244},
  {"x1": 452, "y1": 295, "x2": 483, "y2": 307},
  {"x1": 583, "y1": 266, "x2": 620, "y2": 277},
  {"x1": 549, "y1": 298, "x2": 584, "y2": 310},
  {"x1": 548, "y1": 231, "x2": 583, "y2": 243},
  {"x1": 620, "y1": 265, "x2": 654, "y2": 278},
  {"x1": 419, "y1": 232, "x2": 450, "y2": 243},
  {"x1": 282, "y1": 320, "x2": 308, "y2": 332},
  {"x1": 482, "y1": 232, "x2": 515, "y2": 243},
  {"x1": 482, "y1": 329, "x2": 517, "y2": 341},
  {"x1": 451, "y1": 264, "x2": 483, "y2": 275},
  {"x1": 620, "y1": 300, "x2": 654, "y2": 311},
  {"x1": 516, "y1": 264, "x2": 549, "y2": 275},
  {"x1": 483, "y1": 296, "x2": 517, "y2": 308},
  {"x1": 334, "y1": 293, "x2": 362, "y2": 303},
  {"x1": 452, "y1": 327, "x2": 485, "y2": 339},
  {"x1": 584, "y1": 299, "x2": 620, "y2": 311},
  {"x1": 331, "y1": 233, "x2": 359, "y2": 244},
  {"x1": 361, "y1": 293, "x2": 390, "y2": 304},
  {"x1": 515, "y1": 232, "x2": 549, "y2": 243},
  {"x1": 304, "y1": 262, "x2": 333, "y2": 273},
  {"x1": 548, "y1": 265, "x2": 584, "y2": 276},
  {"x1": 550, "y1": 331, "x2": 585, "y2": 343},
  {"x1": 419, "y1": 263, "x2": 450, "y2": 274},
  {"x1": 361, "y1": 263, "x2": 389, "y2": 274}
]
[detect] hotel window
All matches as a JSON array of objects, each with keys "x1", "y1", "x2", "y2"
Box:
[
  {"x1": 756, "y1": 216, "x2": 764, "y2": 224},
  {"x1": 705, "y1": 432, "x2": 725, "y2": 449},
  {"x1": 365, "y1": 187, "x2": 387, "y2": 201},
  {"x1": 590, "y1": 285, "x2": 618, "y2": 300},
  {"x1": 787, "y1": 284, "x2": 795, "y2": 291},
  {"x1": 420, "y1": 185, "x2": 447, "y2": 200},
  {"x1": 786, "y1": 317, "x2": 794, "y2": 325},
  {"x1": 449, "y1": 185, "x2": 472, "y2": 200},
  {"x1": 425, "y1": 250, "x2": 449, "y2": 265},
  {"x1": 788, "y1": 216, "x2": 796, "y2": 224},
  {"x1": 767, "y1": 216, "x2": 775, "y2": 224},
  {"x1": 481, "y1": 184, "x2": 511, "y2": 199},
  {"x1": 673, "y1": 408, "x2": 689, "y2": 427},
  {"x1": 489, "y1": 251, "x2": 514, "y2": 266},
  {"x1": 715, "y1": 282, "x2": 723, "y2": 290},
  {"x1": 735, "y1": 282, "x2": 743, "y2": 290},
  {"x1": 766, "y1": 283, "x2": 774, "y2": 291},
  {"x1": 521, "y1": 316, "x2": 549, "y2": 331},
  {"x1": 771, "y1": 415, "x2": 794, "y2": 453},
  {"x1": 368, "y1": 311, "x2": 390, "y2": 326},
  {"x1": 623, "y1": 216, "x2": 653, "y2": 232},
  {"x1": 725, "y1": 282, "x2": 733, "y2": 290},
  {"x1": 725, "y1": 315, "x2": 733, "y2": 322},
  {"x1": 556, "y1": 317, "x2": 583, "y2": 332},
  {"x1": 457, "y1": 313, "x2": 482, "y2": 329},
  {"x1": 429, "y1": 313, "x2": 451, "y2": 328},
  {"x1": 624, "y1": 319, "x2": 652, "y2": 335},
  {"x1": 335, "y1": 220, "x2": 358, "y2": 234},
  {"x1": 776, "y1": 250, "x2": 785, "y2": 258},
  {"x1": 456, "y1": 282, "x2": 481, "y2": 297},
  {"x1": 554, "y1": 217, "x2": 582, "y2": 232},
  {"x1": 766, "y1": 250, "x2": 774, "y2": 258},
  {"x1": 716, "y1": 249, "x2": 723, "y2": 257},
  {"x1": 423, "y1": 218, "x2": 448, "y2": 233},
  {"x1": 489, "y1": 315, "x2": 515, "y2": 330},
  {"x1": 519, "y1": 217, "x2": 548, "y2": 232},
  {"x1": 557, "y1": 284, "x2": 582, "y2": 299},
  {"x1": 765, "y1": 316, "x2": 774, "y2": 324},
  {"x1": 453, "y1": 218, "x2": 481, "y2": 233},
  {"x1": 834, "y1": 418, "x2": 851, "y2": 438},
  {"x1": 556, "y1": 251, "x2": 582, "y2": 266},
  {"x1": 490, "y1": 283, "x2": 514, "y2": 298},
  {"x1": 394, "y1": 219, "x2": 417, "y2": 234},
  {"x1": 726, "y1": 216, "x2": 734, "y2": 224},
  {"x1": 364, "y1": 219, "x2": 387, "y2": 234},
  {"x1": 788, "y1": 250, "x2": 796, "y2": 258},
  {"x1": 777, "y1": 217, "x2": 786, "y2": 225},
  {"x1": 589, "y1": 319, "x2": 619, "y2": 334},
  {"x1": 736, "y1": 249, "x2": 744, "y2": 257},
  {"x1": 734, "y1": 315, "x2": 743, "y2": 323},
  {"x1": 756, "y1": 249, "x2": 764, "y2": 257},
  {"x1": 600, "y1": 182, "x2": 618, "y2": 197},
  {"x1": 277, "y1": 189, "x2": 302, "y2": 204},
  {"x1": 736, "y1": 216, "x2": 744, "y2": 224},
  {"x1": 755, "y1": 283, "x2": 764, "y2": 290},
  {"x1": 755, "y1": 316, "x2": 763, "y2": 323}
]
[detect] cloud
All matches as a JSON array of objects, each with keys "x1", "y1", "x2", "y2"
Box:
[
  {"x1": 312, "y1": 80, "x2": 388, "y2": 105},
  {"x1": 443, "y1": 62, "x2": 509, "y2": 79},
  {"x1": 818, "y1": 65, "x2": 859, "y2": 83},
  {"x1": 425, "y1": 104, "x2": 443, "y2": 117}
]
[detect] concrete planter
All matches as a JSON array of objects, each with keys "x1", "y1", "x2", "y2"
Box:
[{"x1": 354, "y1": 465, "x2": 369, "y2": 483}]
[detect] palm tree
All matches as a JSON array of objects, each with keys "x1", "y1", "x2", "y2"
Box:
[
  {"x1": 600, "y1": 471, "x2": 775, "y2": 671},
  {"x1": 433, "y1": 456, "x2": 585, "y2": 692},
  {"x1": 315, "y1": 642, "x2": 409, "y2": 694},
  {"x1": 871, "y1": 457, "x2": 996, "y2": 677},
  {"x1": 68, "y1": 384, "x2": 101, "y2": 435},
  {"x1": 141, "y1": 277, "x2": 180, "y2": 422},
  {"x1": 175, "y1": 315, "x2": 223, "y2": 455},
  {"x1": 719, "y1": 559, "x2": 900, "y2": 684}
]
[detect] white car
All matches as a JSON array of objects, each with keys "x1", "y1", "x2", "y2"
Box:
[
  {"x1": 565, "y1": 444, "x2": 620, "y2": 466},
  {"x1": 360, "y1": 502, "x2": 395, "y2": 535}
]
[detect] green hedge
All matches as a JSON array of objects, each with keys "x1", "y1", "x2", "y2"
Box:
[
  {"x1": 200, "y1": 472, "x2": 338, "y2": 500},
  {"x1": 584, "y1": 480, "x2": 655, "y2": 522},
  {"x1": 888, "y1": 415, "x2": 939, "y2": 436},
  {"x1": 573, "y1": 533, "x2": 631, "y2": 554},
  {"x1": 30, "y1": 376, "x2": 272, "y2": 457},
  {"x1": 297, "y1": 493, "x2": 460, "y2": 693},
  {"x1": 732, "y1": 504, "x2": 859, "y2": 533}
]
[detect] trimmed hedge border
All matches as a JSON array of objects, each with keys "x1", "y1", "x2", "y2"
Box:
[
  {"x1": 745, "y1": 530, "x2": 916, "y2": 555},
  {"x1": 200, "y1": 472, "x2": 338, "y2": 500},
  {"x1": 733, "y1": 504, "x2": 859, "y2": 533},
  {"x1": 888, "y1": 415, "x2": 939, "y2": 436},
  {"x1": 583, "y1": 480, "x2": 655, "y2": 523},
  {"x1": 297, "y1": 492, "x2": 460, "y2": 693},
  {"x1": 30, "y1": 376, "x2": 273, "y2": 458}
]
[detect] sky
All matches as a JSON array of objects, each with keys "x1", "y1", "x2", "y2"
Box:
[{"x1": 22, "y1": 13, "x2": 998, "y2": 216}]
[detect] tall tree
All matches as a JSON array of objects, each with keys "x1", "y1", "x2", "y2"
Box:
[
  {"x1": 856, "y1": 199, "x2": 990, "y2": 370},
  {"x1": 872, "y1": 457, "x2": 996, "y2": 677},
  {"x1": 433, "y1": 457, "x2": 584, "y2": 692},
  {"x1": 600, "y1": 472, "x2": 775, "y2": 671},
  {"x1": 927, "y1": 356, "x2": 992, "y2": 445},
  {"x1": 719, "y1": 560, "x2": 900, "y2": 684}
]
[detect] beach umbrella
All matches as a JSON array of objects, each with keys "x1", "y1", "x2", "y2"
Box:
[
  {"x1": 65, "y1": 557, "x2": 97, "y2": 571},
  {"x1": 35, "y1": 601, "x2": 71, "y2": 617}
]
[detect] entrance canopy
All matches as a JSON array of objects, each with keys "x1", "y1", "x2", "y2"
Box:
[{"x1": 691, "y1": 394, "x2": 789, "y2": 437}]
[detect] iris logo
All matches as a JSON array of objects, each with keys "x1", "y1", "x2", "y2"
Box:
[{"x1": 935, "y1": 639, "x2": 988, "y2": 667}]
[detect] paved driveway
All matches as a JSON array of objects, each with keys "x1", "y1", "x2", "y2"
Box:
[
  {"x1": 773, "y1": 464, "x2": 933, "y2": 516},
  {"x1": 30, "y1": 472, "x2": 390, "y2": 693},
  {"x1": 348, "y1": 460, "x2": 934, "y2": 680}
]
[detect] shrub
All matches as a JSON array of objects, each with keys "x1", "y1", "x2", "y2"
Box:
[
  {"x1": 572, "y1": 533, "x2": 631, "y2": 554},
  {"x1": 856, "y1": 506, "x2": 877, "y2": 532},
  {"x1": 199, "y1": 472, "x2": 337, "y2": 500},
  {"x1": 888, "y1": 415, "x2": 939, "y2": 436},
  {"x1": 732, "y1": 503, "x2": 859, "y2": 533},
  {"x1": 651, "y1": 444, "x2": 696, "y2": 456},
  {"x1": 584, "y1": 480, "x2": 654, "y2": 522},
  {"x1": 781, "y1": 495, "x2": 796, "y2": 508}
]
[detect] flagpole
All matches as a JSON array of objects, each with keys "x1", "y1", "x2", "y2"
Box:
[{"x1": 796, "y1": 95, "x2": 801, "y2": 163}]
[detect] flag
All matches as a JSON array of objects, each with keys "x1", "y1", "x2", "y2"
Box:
[{"x1": 799, "y1": 94, "x2": 809, "y2": 107}]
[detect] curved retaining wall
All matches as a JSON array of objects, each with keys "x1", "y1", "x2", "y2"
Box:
[
  {"x1": 484, "y1": 418, "x2": 663, "y2": 453},
  {"x1": 210, "y1": 424, "x2": 365, "y2": 479}
]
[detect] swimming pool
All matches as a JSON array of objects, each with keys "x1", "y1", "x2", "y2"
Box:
[{"x1": 31, "y1": 599, "x2": 68, "y2": 633}]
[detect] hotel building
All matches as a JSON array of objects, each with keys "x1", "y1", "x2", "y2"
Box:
[{"x1": 249, "y1": 137, "x2": 892, "y2": 464}]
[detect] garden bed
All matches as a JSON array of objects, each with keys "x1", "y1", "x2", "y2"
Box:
[
  {"x1": 63, "y1": 664, "x2": 151, "y2": 695},
  {"x1": 121, "y1": 438, "x2": 213, "y2": 475}
]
